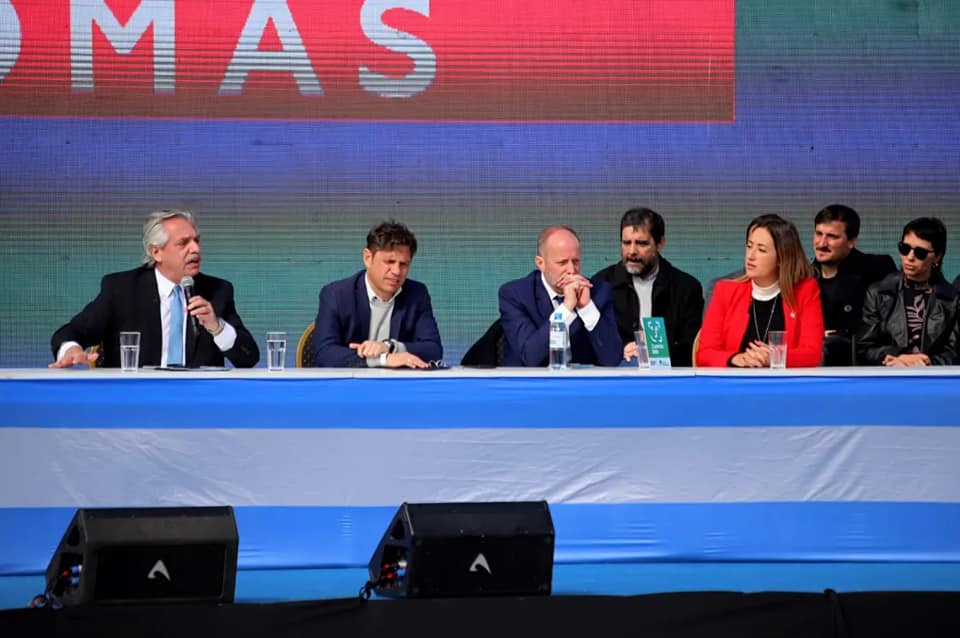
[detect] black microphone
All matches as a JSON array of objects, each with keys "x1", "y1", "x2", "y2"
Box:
[{"x1": 180, "y1": 276, "x2": 200, "y2": 332}]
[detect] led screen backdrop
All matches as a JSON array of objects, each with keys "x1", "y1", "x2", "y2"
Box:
[
  {"x1": 0, "y1": 0, "x2": 957, "y2": 366},
  {"x1": 0, "y1": 0, "x2": 735, "y2": 121}
]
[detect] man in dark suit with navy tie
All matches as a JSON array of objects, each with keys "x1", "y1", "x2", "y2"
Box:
[
  {"x1": 50, "y1": 210, "x2": 259, "y2": 368},
  {"x1": 314, "y1": 221, "x2": 442, "y2": 368},
  {"x1": 498, "y1": 226, "x2": 621, "y2": 367}
]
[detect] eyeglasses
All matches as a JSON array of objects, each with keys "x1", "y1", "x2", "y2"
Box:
[{"x1": 897, "y1": 242, "x2": 933, "y2": 260}]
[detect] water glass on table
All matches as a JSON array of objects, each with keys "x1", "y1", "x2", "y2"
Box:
[
  {"x1": 266, "y1": 332, "x2": 287, "y2": 371},
  {"x1": 633, "y1": 330, "x2": 650, "y2": 369},
  {"x1": 767, "y1": 330, "x2": 787, "y2": 369},
  {"x1": 119, "y1": 331, "x2": 140, "y2": 372}
]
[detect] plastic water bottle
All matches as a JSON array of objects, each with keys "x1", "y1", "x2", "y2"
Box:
[{"x1": 549, "y1": 310, "x2": 568, "y2": 370}]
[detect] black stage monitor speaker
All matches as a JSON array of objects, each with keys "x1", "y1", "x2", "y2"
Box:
[
  {"x1": 44, "y1": 506, "x2": 238, "y2": 606},
  {"x1": 368, "y1": 501, "x2": 554, "y2": 598}
]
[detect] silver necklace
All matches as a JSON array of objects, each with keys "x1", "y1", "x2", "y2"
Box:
[{"x1": 752, "y1": 295, "x2": 778, "y2": 342}]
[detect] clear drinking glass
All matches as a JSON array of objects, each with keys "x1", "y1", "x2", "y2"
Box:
[
  {"x1": 633, "y1": 330, "x2": 650, "y2": 369},
  {"x1": 767, "y1": 331, "x2": 787, "y2": 369},
  {"x1": 119, "y1": 331, "x2": 140, "y2": 372},
  {"x1": 266, "y1": 332, "x2": 287, "y2": 372}
]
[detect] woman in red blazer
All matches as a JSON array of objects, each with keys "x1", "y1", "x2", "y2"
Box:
[{"x1": 697, "y1": 215, "x2": 824, "y2": 367}]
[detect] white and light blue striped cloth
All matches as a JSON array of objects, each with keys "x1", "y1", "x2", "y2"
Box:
[{"x1": 2, "y1": 369, "x2": 959, "y2": 576}]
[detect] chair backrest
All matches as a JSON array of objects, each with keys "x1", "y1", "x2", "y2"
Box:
[
  {"x1": 691, "y1": 329, "x2": 701, "y2": 367},
  {"x1": 461, "y1": 319, "x2": 504, "y2": 367},
  {"x1": 296, "y1": 323, "x2": 316, "y2": 368},
  {"x1": 823, "y1": 333, "x2": 855, "y2": 366},
  {"x1": 88, "y1": 345, "x2": 101, "y2": 369}
]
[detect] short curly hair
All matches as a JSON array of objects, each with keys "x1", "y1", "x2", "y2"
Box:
[{"x1": 366, "y1": 221, "x2": 418, "y2": 256}]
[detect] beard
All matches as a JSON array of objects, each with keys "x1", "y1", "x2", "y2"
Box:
[
  {"x1": 814, "y1": 250, "x2": 840, "y2": 266},
  {"x1": 624, "y1": 258, "x2": 654, "y2": 278}
]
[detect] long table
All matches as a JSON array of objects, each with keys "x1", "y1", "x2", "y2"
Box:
[{"x1": 2, "y1": 368, "x2": 959, "y2": 592}]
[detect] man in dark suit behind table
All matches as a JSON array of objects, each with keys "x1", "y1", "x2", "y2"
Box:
[
  {"x1": 499, "y1": 225, "x2": 621, "y2": 367},
  {"x1": 313, "y1": 221, "x2": 442, "y2": 368},
  {"x1": 50, "y1": 209, "x2": 259, "y2": 368}
]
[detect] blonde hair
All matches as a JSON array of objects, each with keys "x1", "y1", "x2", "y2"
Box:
[{"x1": 741, "y1": 214, "x2": 813, "y2": 308}]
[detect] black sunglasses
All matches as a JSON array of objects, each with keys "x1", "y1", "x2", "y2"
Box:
[{"x1": 897, "y1": 241, "x2": 933, "y2": 260}]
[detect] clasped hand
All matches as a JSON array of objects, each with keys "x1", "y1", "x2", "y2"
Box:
[
  {"x1": 732, "y1": 340, "x2": 771, "y2": 368},
  {"x1": 556, "y1": 274, "x2": 593, "y2": 310},
  {"x1": 882, "y1": 353, "x2": 930, "y2": 367}
]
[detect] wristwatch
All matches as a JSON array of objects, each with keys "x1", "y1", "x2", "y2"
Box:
[
  {"x1": 207, "y1": 318, "x2": 225, "y2": 337},
  {"x1": 383, "y1": 339, "x2": 396, "y2": 354}
]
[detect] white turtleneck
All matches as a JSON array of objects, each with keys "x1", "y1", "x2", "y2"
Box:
[{"x1": 751, "y1": 279, "x2": 781, "y2": 301}]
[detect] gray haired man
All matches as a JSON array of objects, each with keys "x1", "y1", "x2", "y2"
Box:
[{"x1": 51, "y1": 210, "x2": 258, "y2": 368}]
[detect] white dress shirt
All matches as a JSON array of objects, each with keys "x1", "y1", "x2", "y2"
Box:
[{"x1": 540, "y1": 274, "x2": 600, "y2": 331}]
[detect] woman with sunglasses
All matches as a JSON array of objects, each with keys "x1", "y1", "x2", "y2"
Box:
[
  {"x1": 697, "y1": 214, "x2": 824, "y2": 367},
  {"x1": 857, "y1": 217, "x2": 959, "y2": 366}
]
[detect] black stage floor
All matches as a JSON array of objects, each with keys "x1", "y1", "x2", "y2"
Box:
[{"x1": 2, "y1": 591, "x2": 959, "y2": 638}]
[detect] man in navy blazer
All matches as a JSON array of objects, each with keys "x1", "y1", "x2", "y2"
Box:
[
  {"x1": 50, "y1": 210, "x2": 259, "y2": 368},
  {"x1": 314, "y1": 221, "x2": 442, "y2": 368},
  {"x1": 499, "y1": 226, "x2": 621, "y2": 366}
]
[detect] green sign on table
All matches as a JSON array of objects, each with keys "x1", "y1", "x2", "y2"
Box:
[{"x1": 641, "y1": 317, "x2": 672, "y2": 369}]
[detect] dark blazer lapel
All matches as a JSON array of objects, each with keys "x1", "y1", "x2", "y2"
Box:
[
  {"x1": 389, "y1": 287, "x2": 408, "y2": 339},
  {"x1": 353, "y1": 272, "x2": 373, "y2": 342},
  {"x1": 138, "y1": 268, "x2": 163, "y2": 365},
  {"x1": 533, "y1": 273, "x2": 554, "y2": 321}
]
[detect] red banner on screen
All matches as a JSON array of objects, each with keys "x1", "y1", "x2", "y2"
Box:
[{"x1": 0, "y1": 0, "x2": 734, "y2": 121}]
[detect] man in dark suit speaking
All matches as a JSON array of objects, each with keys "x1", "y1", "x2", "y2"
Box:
[
  {"x1": 499, "y1": 226, "x2": 621, "y2": 367},
  {"x1": 313, "y1": 221, "x2": 442, "y2": 368},
  {"x1": 593, "y1": 207, "x2": 703, "y2": 366},
  {"x1": 50, "y1": 210, "x2": 259, "y2": 369}
]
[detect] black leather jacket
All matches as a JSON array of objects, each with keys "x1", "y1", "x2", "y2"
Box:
[
  {"x1": 856, "y1": 272, "x2": 960, "y2": 365},
  {"x1": 812, "y1": 249, "x2": 897, "y2": 334}
]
